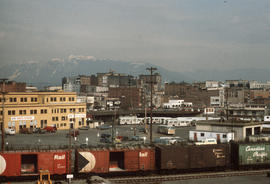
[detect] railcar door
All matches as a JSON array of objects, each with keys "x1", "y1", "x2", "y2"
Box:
[
  {"x1": 217, "y1": 134, "x2": 220, "y2": 143},
  {"x1": 194, "y1": 133, "x2": 197, "y2": 142}
]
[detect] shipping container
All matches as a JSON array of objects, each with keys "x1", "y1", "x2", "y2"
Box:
[
  {"x1": 231, "y1": 142, "x2": 270, "y2": 167},
  {"x1": 75, "y1": 145, "x2": 155, "y2": 174},
  {"x1": 156, "y1": 144, "x2": 230, "y2": 171},
  {"x1": 0, "y1": 150, "x2": 70, "y2": 177}
]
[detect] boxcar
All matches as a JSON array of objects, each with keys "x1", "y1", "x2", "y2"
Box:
[
  {"x1": 231, "y1": 142, "x2": 270, "y2": 169},
  {"x1": 75, "y1": 145, "x2": 155, "y2": 174},
  {"x1": 0, "y1": 150, "x2": 70, "y2": 178},
  {"x1": 156, "y1": 144, "x2": 230, "y2": 171}
]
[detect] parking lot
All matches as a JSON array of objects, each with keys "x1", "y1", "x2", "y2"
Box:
[{"x1": 2, "y1": 124, "x2": 195, "y2": 149}]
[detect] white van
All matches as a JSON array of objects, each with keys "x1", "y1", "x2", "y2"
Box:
[{"x1": 5, "y1": 128, "x2": 15, "y2": 135}]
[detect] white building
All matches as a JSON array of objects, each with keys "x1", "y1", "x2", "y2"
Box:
[
  {"x1": 250, "y1": 81, "x2": 270, "y2": 89},
  {"x1": 163, "y1": 100, "x2": 192, "y2": 109},
  {"x1": 205, "y1": 81, "x2": 220, "y2": 89}
]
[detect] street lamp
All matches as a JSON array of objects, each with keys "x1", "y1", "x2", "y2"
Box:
[{"x1": 146, "y1": 67, "x2": 157, "y2": 144}]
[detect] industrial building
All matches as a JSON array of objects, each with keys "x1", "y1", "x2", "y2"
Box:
[
  {"x1": 195, "y1": 120, "x2": 262, "y2": 141},
  {"x1": 0, "y1": 91, "x2": 86, "y2": 133}
]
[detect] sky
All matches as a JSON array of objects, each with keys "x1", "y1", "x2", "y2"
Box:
[{"x1": 0, "y1": 0, "x2": 270, "y2": 72}]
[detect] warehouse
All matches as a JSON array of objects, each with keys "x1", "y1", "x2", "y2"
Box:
[{"x1": 195, "y1": 120, "x2": 262, "y2": 141}]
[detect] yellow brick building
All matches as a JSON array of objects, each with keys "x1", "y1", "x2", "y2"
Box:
[{"x1": 0, "y1": 91, "x2": 86, "y2": 133}]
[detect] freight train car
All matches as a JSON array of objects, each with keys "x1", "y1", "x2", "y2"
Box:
[
  {"x1": 0, "y1": 149, "x2": 70, "y2": 179},
  {"x1": 155, "y1": 143, "x2": 230, "y2": 173},
  {"x1": 75, "y1": 145, "x2": 155, "y2": 175},
  {"x1": 231, "y1": 142, "x2": 270, "y2": 169}
]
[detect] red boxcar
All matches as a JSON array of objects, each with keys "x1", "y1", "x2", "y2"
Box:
[
  {"x1": 0, "y1": 150, "x2": 70, "y2": 177},
  {"x1": 75, "y1": 145, "x2": 155, "y2": 174}
]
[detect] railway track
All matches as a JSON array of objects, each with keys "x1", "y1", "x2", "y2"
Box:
[{"x1": 108, "y1": 170, "x2": 270, "y2": 183}]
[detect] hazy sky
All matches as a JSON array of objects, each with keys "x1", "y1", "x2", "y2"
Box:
[{"x1": 0, "y1": 0, "x2": 270, "y2": 72}]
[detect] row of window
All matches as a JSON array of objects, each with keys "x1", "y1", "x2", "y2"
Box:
[
  {"x1": 50, "y1": 97, "x2": 75, "y2": 102},
  {"x1": 8, "y1": 97, "x2": 38, "y2": 103},
  {"x1": 200, "y1": 132, "x2": 227, "y2": 138},
  {"x1": 52, "y1": 116, "x2": 85, "y2": 123},
  {"x1": 7, "y1": 108, "x2": 84, "y2": 115},
  {"x1": 3, "y1": 96, "x2": 76, "y2": 103},
  {"x1": 52, "y1": 108, "x2": 84, "y2": 114}
]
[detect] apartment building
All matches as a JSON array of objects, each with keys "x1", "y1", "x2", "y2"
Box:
[{"x1": 0, "y1": 91, "x2": 86, "y2": 133}]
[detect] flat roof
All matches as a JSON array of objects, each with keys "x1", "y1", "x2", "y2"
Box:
[{"x1": 196, "y1": 120, "x2": 263, "y2": 127}]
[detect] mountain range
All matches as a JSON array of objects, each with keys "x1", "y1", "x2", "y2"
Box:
[{"x1": 0, "y1": 57, "x2": 269, "y2": 89}]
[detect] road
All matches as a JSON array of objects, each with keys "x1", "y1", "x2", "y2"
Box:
[{"x1": 2, "y1": 125, "x2": 195, "y2": 150}]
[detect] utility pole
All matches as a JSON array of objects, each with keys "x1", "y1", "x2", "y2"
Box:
[
  {"x1": 1, "y1": 79, "x2": 8, "y2": 152},
  {"x1": 146, "y1": 67, "x2": 157, "y2": 144}
]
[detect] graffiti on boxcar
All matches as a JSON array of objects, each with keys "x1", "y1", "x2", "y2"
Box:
[
  {"x1": 0, "y1": 155, "x2": 6, "y2": 175},
  {"x1": 54, "y1": 154, "x2": 65, "y2": 160},
  {"x1": 139, "y1": 152, "x2": 148, "y2": 158},
  {"x1": 245, "y1": 146, "x2": 265, "y2": 152},
  {"x1": 213, "y1": 149, "x2": 225, "y2": 159}
]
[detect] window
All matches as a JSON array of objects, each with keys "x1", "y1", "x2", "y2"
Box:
[
  {"x1": 19, "y1": 110, "x2": 26, "y2": 115},
  {"x1": 31, "y1": 97, "x2": 37, "y2": 102},
  {"x1": 9, "y1": 98, "x2": 17, "y2": 102},
  {"x1": 70, "y1": 108, "x2": 75, "y2": 113},
  {"x1": 52, "y1": 117, "x2": 59, "y2": 121},
  {"x1": 50, "y1": 97, "x2": 57, "y2": 102},
  {"x1": 40, "y1": 109, "x2": 47, "y2": 114},
  {"x1": 222, "y1": 134, "x2": 227, "y2": 138},
  {"x1": 62, "y1": 116, "x2": 66, "y2": 121},
  {"x1": 30, "y1": 109, "x2": 37, "y2": 114},
  {"x1": 8, "y1": 110, "x2": 15, "y2": 115},
  {"x1": 78, "y1": 108, "x2": 84, "y2": 112},
  {"x1": 41, "y1": 120, "x2": 47, "y2": 128},
  {"x1": 200, "y1": 133, "x2": 205, "y2": 137},
  {"x1": 20, "y1": 98, "x2": 27, "y2": 102}
]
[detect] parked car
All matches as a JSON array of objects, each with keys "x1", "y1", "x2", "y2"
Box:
[
  {"x1": 66, "y1": 129, "x2": 80, "y2": 137},
  {"x1": 116, "y1": 136, "x2": 129, "y2": 141},
  {"x1": 43, "y1": 126, "x2": 57, "y2": 133},
  {"x1": 100, "y1": 137, "x2": 112, "y2": 143},
  {"x1": 5, "y1": 128, "x2": 15, "y2": 135},
  {"x1": 101, "y1": 133, "x2": 111, "y2": 139},
  {"x1": 79, "y1": 126, "x2": 89, "y2": 130},
  {"x1": 96, "y1": 124, "x2": 112, "y2": 130},
  {"x1": 130, "y1": 135, "x2": 146, "y2": 141}
]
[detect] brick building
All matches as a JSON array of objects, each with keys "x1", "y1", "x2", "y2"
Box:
[
  {"x1": 108, "y1": 87, "x2": 142, "y2": 109},
  {"x1": 0, "y1": 81, "x2": 26, "y2": 92},
  {"x1": 164, "y1": 82, "x2": 219, "y2": 108}
]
